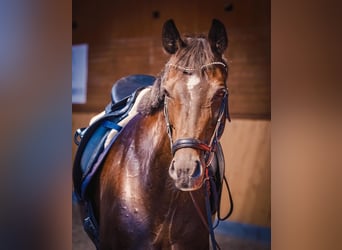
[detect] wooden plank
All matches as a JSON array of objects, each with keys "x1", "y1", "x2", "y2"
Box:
[{"x1": 220, "y1": 119, "x2": 271, "y2": 227}]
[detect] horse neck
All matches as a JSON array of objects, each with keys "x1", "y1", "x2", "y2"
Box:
[{"x1": 134, "y1": 110, "x2": 173, "y2": 175}]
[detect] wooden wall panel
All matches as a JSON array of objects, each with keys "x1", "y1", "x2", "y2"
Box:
[
  {"x1": 220, "y1": 119, "x2": 271, "y2": 227},
  {"x1": 72, "y1": 0, "x2": 270, "y2": 118}
]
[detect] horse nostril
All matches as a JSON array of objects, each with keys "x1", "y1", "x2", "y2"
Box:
[
  {"x1": 177, "y1": 169, "x2": 182, "y2": 178},
  {"x1": 191, "y1": 160, "x2": 202, "y2": 178},
  {"x1": 170, "y1": 161, "x2": 175, "y2": 172},
  {"x1": 169, "y1": 160, "x2": 178, "y2": 180}
]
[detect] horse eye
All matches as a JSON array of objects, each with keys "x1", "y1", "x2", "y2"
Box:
[
  {"x1": 214, "y1": 89, "x2": 227, "y2": 99},
  {"x1": 164, "y1": 89, "x2": 171, "y2": 98}
]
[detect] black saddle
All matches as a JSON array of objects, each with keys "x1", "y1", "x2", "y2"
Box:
[
  {"x1": 73, "y1": 74, "x2": 155, "y2": 248},
  {"x1": 73, "y1": 74, "x2": 155, "y2": 201}
]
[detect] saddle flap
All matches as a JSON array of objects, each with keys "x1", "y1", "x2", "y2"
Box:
[{"x1": 73, "y1": 116, "x2": 114, "y2": 200}]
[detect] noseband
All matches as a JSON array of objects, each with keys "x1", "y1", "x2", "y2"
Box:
[{"x1": 163, "y1": 62, "x2": 229, "y2": 166}]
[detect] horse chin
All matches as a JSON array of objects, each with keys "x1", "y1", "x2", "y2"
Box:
[
  {"x1": 177, "y1": 186, "x2": 201, "y2": 192},
  {"x1": 174, "y1": 177, "x2": 203, "y2": 191}
]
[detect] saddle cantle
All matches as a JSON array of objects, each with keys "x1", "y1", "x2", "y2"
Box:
[{"x1": 110, "y1": 74, "x2": 156, "y2": 104}]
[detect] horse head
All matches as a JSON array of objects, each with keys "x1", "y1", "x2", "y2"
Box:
[{"x1": 161, "y1": 19, "x2": 229, "y2": 191}]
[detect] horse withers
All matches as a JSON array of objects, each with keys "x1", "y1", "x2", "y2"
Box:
[{"x1": 75, "y1": 19, "x2": 231, "y2": 250}]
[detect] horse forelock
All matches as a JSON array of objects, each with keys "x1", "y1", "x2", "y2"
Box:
[{"x1": 169, "y1": 36, "x2": 217, "y2": 69}]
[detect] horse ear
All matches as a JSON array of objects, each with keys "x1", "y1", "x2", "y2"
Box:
[
  {"x1": 162, "y1": 19, "x2": 184, "y2": 54},
  {"x1": 208, "y1": 19, "x2": 228, "y2": 55}
]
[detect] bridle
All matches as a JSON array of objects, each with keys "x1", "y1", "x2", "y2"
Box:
[
  {"x1": 163, "y1": 61, "x2": 231, "y2": 250},
  {"x1": 163, "y1": 61, "x2": 230, "y2": 167},
  {"x1": 164, "y1": 93, "x2": 228, "y2": 169}
]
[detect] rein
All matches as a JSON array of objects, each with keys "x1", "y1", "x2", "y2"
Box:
[
  {"x1": 189, "y1": 166, "x2": 234, "y2": 250},
  {"x1": 190, "y1": 167, "x2": 222, "y2": 250}
]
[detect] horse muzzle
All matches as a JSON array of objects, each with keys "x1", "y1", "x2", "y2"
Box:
[{"x1": 168, "y1": 150, "x2": 205, "y2": 191}]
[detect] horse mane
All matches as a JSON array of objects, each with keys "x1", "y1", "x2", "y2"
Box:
[
  {"x1": 137, "y1": 72, "x2": 165, "y2": 116},
  {"x1": 138, "y1": 35, "x2": 227, "y2": 116}
]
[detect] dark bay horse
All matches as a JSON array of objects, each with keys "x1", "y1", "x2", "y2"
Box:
[{"x1": 85, "y1": 19, "x2": 230, "y2": 249}]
